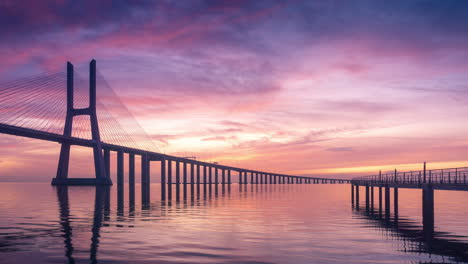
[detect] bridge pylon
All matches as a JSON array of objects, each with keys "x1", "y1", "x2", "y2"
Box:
[{"x1": 51, "y1": 60, "x2": 112, "y2": 185}]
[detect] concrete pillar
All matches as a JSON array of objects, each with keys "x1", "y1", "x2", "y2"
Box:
[
  {"x1": 183, "y1": 162, "x2": 187, "y2": 199},
  {"x1": 351, "y1": 184, "x2": 354, "y2": 205},
  {"x1": 117, "y1": 151, "x2": 124, "y2": 207},
  {"x1": 228, "y1": 170, "x2": 231, "y2": 184},
  {"x1": 183, "y1": 162, "x2": 187, "y2": 185},
  {"x1": 378, "y1": 186, "x2": 382, "y2": 216},
  {"x1": 250, "y1": 172, "x2": 254, "y2": 184},
  {"x1": 160, "y1": 158, "x2": 166, "y2": 201},
  {"x1": 422, "y1": 185, "x2": 434, "y2": 236},
  {"x1": 176, "y1": 161, "x2": 180, "y2": 200},
  {"x1": 356, "y1": 185, "x2": 360, "y2": 210},
  {"x1": 190, "y1": 163, "x2": 195, "y2": 185},
  {"x1": 129, "y1": 153, "x2": 135, "y2": 203},
  {"x1": 365, "y1": 185, "x2": 370, "y2": 211},
  {"x1": 196, "y1": 164, "x2": 200, "y2": 194},
  {"x1": 104, "y1": 149, "x2": 110, "y2": 180},
  {"x1": 255, "y1": 173, "x2": 259, "y2": 184},
  {"x1": 141, "y1": 154, "x2": 149, "y2": 205},
  {"x1": 203, "y1": 165, "x2": 207, "y2": 185},
  {"x1": 370, "y1": 185, "x2": 374, "y2": 211},
  {"x1": 394, "y1": 187, "x2": 399, "y2": 222},
  {"x1": 215, "y1": 167, "x2": 219, "y2": 185},
  {"x1": 167, "y1": 160, "x2": 172, "y2": 199},
  {"x1": 244, "y1": 171, "x2": 248, "y2": 184},
  {"x1": 209, "y1": 166, "x2": 213, "y2": 184},
  {"x1": 239, "y1": 171, "x2": 243, "y2": 184},
  {"x1": 385, "y1": 186, "x2": 390, "y2": 220},
  {"x1": 222, "y1": 169, "x2": 226, "y2": 184}
]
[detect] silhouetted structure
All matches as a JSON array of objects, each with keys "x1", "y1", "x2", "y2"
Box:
[
  {"x1": 0, "y1": 60, "x2": 349, "y2": 200},
  {"x1": 351, "y1": 162, "x2": 468, "y2": 235},
  {"x1": 354, "y1": 204, "x2": 468, "y2": 263}
]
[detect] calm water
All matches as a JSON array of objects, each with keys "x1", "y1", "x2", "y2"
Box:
[{"x1": 1, "y1": 183, "x2": 468, "y2": 264}]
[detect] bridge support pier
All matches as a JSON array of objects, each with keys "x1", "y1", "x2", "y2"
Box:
[
  {"x1": 379, "y1": 186, "x2": 382, "y2": 216},
  {"x1": 129, "y1": 154, "x2": 135, "y2": 204},
  {"x1": 168, "y1": 160, "x2": 172, "y2": 200},
  {"x1": 209, "y1": 167, "x2": 213, "y2": 185},
  {"x1": 190, "y1": 163, "x2": 194, "y2": 195},
  {"x1": 355, "y1": 185, "x2": 360, "y2": 210},
  {"x1": 176, "y1": 161, "x2": 180, "y2": 200},
  {"x1": 161, "y1": 158, "x2": 166, "y2": 201},
  {"x1": 370, "y1": 186, "x2": 374, "y2": 212},
  {"x1": 196, "y1": 164, "x2": 200, "y2": 192},
  {"x1": 422, "y1": 185, "x2": 434, "y2": 235},
  {"x1": 141, "y1": 154, "x2": 150, "y2": 207},
  {"x1": 365, "y1": 185, "x2": 370, "y2": 211},
  {"x1": 394, "y1": 187, "x2": 399, "y2": 222},
  {"x1": 52, "y1": 60, "x2": 111, "y2": 186},
  {"x1": 385, "y1": 186, "x2": 390, "y2": 220},
  {"x1": 117, "y1": 151, "x2": 124, "y2": 206},
  {"x1": 203, "y1": 165, "x2": 207, "y2": 186},
  {"x1": 183, "y1": 162, "x2": 187, "y2": 199}
]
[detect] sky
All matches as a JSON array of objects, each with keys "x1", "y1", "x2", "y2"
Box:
[{"x1": 1, "y1": 0, "x2": 468, "y2": 182}]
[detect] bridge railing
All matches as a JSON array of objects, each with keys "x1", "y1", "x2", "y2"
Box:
[{"x1": 351, "y1": 166, "x2": 468, "y2": 185}]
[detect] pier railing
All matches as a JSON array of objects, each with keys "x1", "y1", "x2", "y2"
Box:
[{"x1": 351, "y1": 166, "x2": 468, "y2": 185}]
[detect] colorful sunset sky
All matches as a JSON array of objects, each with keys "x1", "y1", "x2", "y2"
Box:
[{"x1": 1, "y1": 0, "x2": 468, "y2": 182}]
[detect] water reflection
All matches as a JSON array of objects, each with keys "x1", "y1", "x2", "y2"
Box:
[
  {"x1": 2, "y1": 183, "x2": 468, "y2": 263},
  {"x1": 56, "y1": 186, "x2": 110, "y2": 264},
  {"x1": 354, "y1": 206, "x2": 468, "y2": 263}
]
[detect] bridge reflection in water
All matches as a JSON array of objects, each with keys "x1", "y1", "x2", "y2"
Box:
[
  {"x1": 54, "y1": 183, "x2": 283, "y2": 263},
  {"x1": 53, "y1": 183, "x2": 468, "y2": 263},
  {"x1": 353, "y1": 205, "x2": 468, "y2": 263}
]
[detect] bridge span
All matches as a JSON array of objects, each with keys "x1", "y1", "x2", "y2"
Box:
[
  {"x1": 0, "y1": 60, "x2": 348, "y2": 202},
  {"x1": 351, "y1": 162, "x2": 468, "y2": 236}
]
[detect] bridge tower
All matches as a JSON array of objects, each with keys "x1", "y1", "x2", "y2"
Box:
[{"x1": 51, "y1": 60, "x2": 112, "y2": 185}]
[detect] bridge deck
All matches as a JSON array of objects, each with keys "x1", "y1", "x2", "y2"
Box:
[{"x1": 353, "y1": 182, "x2": 468, "y2": 191}]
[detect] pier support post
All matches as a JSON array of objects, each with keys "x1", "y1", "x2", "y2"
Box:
[
  {"x1": 196, "y1": 164, "x2": 200, "y2": 193},
  {"x1": 190, "y1": 163, "x2": 195, "y2": 187},
  {"x1": 209, "y1": 167, "x2": 213, "y2": 185},
  {"x1": 370, "y1": 186, "x2": 374, "y2": 212},
  {"x1": 183, "y1": 162, "x2": 187, "y2": 199},
  {"x1": 203, "y1": 165, "x2": 207, "y2": 185},
  {"x1": 385, "y1": 186, "x2": 390, "y2": 220},
  {"x1": 161, "y1": 158, "x2": 166, "y2": 201},
  {"x1": 379, "y1": 186, "x2": 382, "y2": 216},
  {"x1": 168, "y1": 160, "x2": 172, "y2": 199},
  {"x1": 129, "y1": 153, "x2": 135, "y2": 203},
  {"x1": 422, "y1": 184, "x2": 434, "y2": 236},
  {"x1": 183, "y1": 162, "x2": 187, "y2": 185},
  {"x1": 365, "y1": 185, "x2": 370, "y2": 211},
  {"x1": 104, "y1": 149, "x2": 110, "y2": 179},
  {"x1": 141, "y1": 154, "x2": 149, "y2": 206},
  {"x1": 351, "y1": 184, "x2": 354, "y2": 206},
  {"x1": 228, "y1": 170, "x2": 231, "y2": 184},
  {"x1": 394, "y1": 187, "x2": 399, "y2": 222},
  {"x1": 117, "y1": 151, "x2": 124, "y2": 202},
  {"x1": 176, "y1": 161, "x2": 180, "y2": 200},
  {"x1": 356, "y1": 185, "x2": 360, "y2": 210}
]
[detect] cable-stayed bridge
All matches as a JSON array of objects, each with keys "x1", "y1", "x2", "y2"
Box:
[{"x1": 0, "y1": 60, "x2": 348, "y2": 201}]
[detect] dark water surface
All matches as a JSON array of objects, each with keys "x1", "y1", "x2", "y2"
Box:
[{"x1": 1, "y1": 183, "x2": 468, "y2": 263}]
